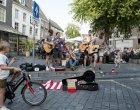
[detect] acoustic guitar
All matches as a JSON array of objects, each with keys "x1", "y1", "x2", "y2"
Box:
[
  {"x1": 79, "y1": 43, "x2": 89, "y2": 52},
  {"x1": 87, "y1": 44, "x2": 99, "y2": 54},
  {"x1": 43, "y1": 41, "x2": 55, "y2": 53}
]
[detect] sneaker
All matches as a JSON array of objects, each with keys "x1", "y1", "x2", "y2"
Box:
[
  {"x1": 0, "y1": 106, "x2": 10, "y2": 110},
  {"x1": 46, "y1": 66, "x2": 49, "y2": 71},
  {"x1": 50, "y1": 66, "x2": 55, "y2": 71}
]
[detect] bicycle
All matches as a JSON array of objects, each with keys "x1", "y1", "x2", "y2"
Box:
[{"x1": 5, "y1": 70, "x2": 47, "y2": 106}]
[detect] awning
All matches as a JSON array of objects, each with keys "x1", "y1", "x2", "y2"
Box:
[{"x1": 0, "y1": 22, "x2": 27, "y2": 37}]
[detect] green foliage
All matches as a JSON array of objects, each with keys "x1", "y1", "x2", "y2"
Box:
[
  {"x1": 71, "y1": 0, "x2": 140, "y2": 40},
  {"x1": 23, "y1": 38, "x2": 34, "y2": 51},
  {"x1": 65, "y1": 23, "x2": 81, "y2": 38}
]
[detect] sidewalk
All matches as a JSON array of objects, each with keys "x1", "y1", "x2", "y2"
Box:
[
  {"x1": 11, "y1": 56, "x2": 140, "y2": 82},
  {"x1": 6, "y1": 78, "x2": 140, "y2": 110},
  {"x1": 6, "y1": 56, "x2": 140, "y2": 110}
]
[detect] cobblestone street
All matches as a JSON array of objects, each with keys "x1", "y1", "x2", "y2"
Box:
[
  {"x1": 4, "y1": 57, "x2": 140, "y2": 110},
  {"x1": 6, "y1": 78, "x2": 140, "y2": 110}
]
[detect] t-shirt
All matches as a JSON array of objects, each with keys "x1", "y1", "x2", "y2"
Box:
[
  {"x1": 0, "y1": 54, "x2": 10, "y2": 80},
  {"x1": 46, "y1": 36, "x2": 53, "y2": 42},
  {"x1": 53, "y1": 37, "x2": 64, "y2": 50},
  {"x1": 93, "y1": 37, "x2": 106, "y2": 51},
  {"x1": 92, "y1": 37, "x2": 105, "y2": 46}
]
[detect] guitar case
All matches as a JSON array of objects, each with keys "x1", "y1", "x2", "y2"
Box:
[{"x1": 62, "y1": 70, "x2": 99, "y2": 91}]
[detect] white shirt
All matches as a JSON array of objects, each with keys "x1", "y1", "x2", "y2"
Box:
[{"x1": 0, "y1": 54, "x2": 10, "y2": 79}]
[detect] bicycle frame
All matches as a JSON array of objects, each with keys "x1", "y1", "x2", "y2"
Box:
[{"x1": 7, "y1": 71, "x2": 31, "y2": 93}]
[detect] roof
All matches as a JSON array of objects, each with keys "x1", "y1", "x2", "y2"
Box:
[
  {"x1": 49, "y1": 19, "x2": 64, "y2": 32},
  {"x1": 39, "y1": 8, "x2": 49, "y2": 22},
  {"x1": 0, "y1": 22, "x2": 27, "y2": 36}
]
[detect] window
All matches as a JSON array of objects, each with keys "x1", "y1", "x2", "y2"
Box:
[
  {"x1": 23, "y1": 13, "x2": 26, "y2": 22},
  {"x1": 0, "y1": 0, "x2": 6, "y2": 6},
  {"x1": 41, "y1": 31, "x2": 43, "y2": 38},
  {"x1": 30, "y1": 26, "x2": 32, "y2": 35},
  {"x1": 9, "y1": 37, "x2": 17, "y2": 52},
  {"x1": 15, "y1": 22, "x2": 19, "y2": 31},
  {"x1": 30, "y1": 16, "x2": 33, "y2": 24},
  {"x1": 35, "y1": 28, "x2": 38, "y2": 36},
  {"x1": 21, "y1": 0, "x2": 25, "y2": 6},
  {"x1": 22, "y1": 25, "x2": 26, "y2": 35},
  {"x1": 0, "y1": 7, "x2": 6, "y2": 22},
  {"x1": 15, "y1": 9, "x2": 19, "y2": 19}
]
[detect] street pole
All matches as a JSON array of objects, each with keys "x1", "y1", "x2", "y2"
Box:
[
  {"x1": 32, "y1": 1, "x2": 39, "y2": 65},
  {"x1": 33, "y1": 23, "x2": 36, "y2": 64}
]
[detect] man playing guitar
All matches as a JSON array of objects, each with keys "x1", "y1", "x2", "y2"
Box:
[
  {"x1": 92, "y1": 32, "x2": 106, "y2": 73},
  {"x1": 80, "y1": 30, "x2": 92, "y2": 66},
  {"x1": 44, "y1": 29, "x2": 54, "y2": 71}
]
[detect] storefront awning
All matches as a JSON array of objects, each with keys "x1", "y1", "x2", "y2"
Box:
[{"x1": 0, "y1": 22, "x2": 27, "y2": 37}]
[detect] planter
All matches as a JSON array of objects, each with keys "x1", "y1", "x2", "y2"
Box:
[{"x1": 25, "y1": 51, "x2": 30, "y2": 57}]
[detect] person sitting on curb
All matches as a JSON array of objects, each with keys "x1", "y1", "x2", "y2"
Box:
[{"x1": 66, "y1": 48, "x2": 79, "y2": 71}]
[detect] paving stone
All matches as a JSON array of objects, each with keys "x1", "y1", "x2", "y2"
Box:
[{"x1": 5, "y1": 60, "x2": 140, "y2": 110}]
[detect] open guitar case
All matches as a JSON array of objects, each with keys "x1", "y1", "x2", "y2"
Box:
[{"x1": 62, "y1": 70, "x2": 99, "y2": 91}]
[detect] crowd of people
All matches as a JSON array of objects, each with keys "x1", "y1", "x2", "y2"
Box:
[
  {"x1": 1, "y1": 29, "x2": 140, "y2": 110},
  {"x1": 34, "y1": 29, "x2": 140, "y2": 72},
  {"x1": 34, "y1": 29, "x2": 108, "y2": 73}
]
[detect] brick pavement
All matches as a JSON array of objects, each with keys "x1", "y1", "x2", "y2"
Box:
[
  {"x1": 5, "y1": 78, "x2": 140, "y2": 110},
  {"x1": 6, "y1": 56, "x2": 140, "y2": 110}
]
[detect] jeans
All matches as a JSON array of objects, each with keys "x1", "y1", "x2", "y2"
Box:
[{"x1": 66, "y1": 59, "x2": 79, "y2": 68}]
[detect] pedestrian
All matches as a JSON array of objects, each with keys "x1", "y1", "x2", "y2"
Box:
[
  {"x1": 0, "y1": 41, "x2": 21, "y2": 110},
  {"x1": 114, "y1": 49, "x2": 121, "y2": 68}
]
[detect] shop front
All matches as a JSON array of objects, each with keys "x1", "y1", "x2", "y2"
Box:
[{"x1": 0, "y1": 23, "x2": 27, "y2": 56}]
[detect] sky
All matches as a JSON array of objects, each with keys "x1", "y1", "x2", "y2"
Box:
[{"x1": 34, "y1": 0, "x2": 90, "y2": 34}]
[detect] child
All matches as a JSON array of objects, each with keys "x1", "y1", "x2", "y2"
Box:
[
  {"x1": 0, "y1": 41, "x2": 21, "y2": 110},
  {"x1": 114, "y1": 50, "x2": 121, "y2": 68}
]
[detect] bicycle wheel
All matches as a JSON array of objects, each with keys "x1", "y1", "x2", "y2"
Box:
[{"x1": 22, "y1": 82, "x2": 47, "y2": 106}]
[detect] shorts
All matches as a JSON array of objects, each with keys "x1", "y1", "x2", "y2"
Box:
[
  {"x1": 98, "y1": 50, "x2": 104, "y2": 57},
  {"x1": 93, "y1": 52, "x2": 98, "y2": 58},
  {"x1": 0, "y1": 80, "x2": 6, "y2": 88}
]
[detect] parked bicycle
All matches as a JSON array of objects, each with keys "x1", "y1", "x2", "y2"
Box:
[{"x1": 5, "y1": 70, "x2": 47, "y2": 106}]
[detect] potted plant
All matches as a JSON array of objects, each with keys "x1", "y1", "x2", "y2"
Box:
[{"x1": 23, "y1": 39, "x2": 33, "y2": 57}]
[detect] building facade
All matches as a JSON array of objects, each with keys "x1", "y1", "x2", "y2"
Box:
[
  {"x1": 0, "y1": 0, "x2": 27, "y2": 55},
  {"x1": 0, "y1": 0, "x2": 63, "y2": 55},
  {"x1": 49, "y1": 19, "x2": 64, "y2": 36},
  {"x1": 12, "y1": 0, "x2": 41, "y2": 39},
  {"x1": 109, "y1": 28, "x2": 140, "y2": 49}
]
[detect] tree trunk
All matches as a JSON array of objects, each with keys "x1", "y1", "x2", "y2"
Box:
[{"x1": 104, "y1": 28, "x2": 111, "y2": 45}]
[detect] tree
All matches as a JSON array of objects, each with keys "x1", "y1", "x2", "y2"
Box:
[
  {"x1": 71, "y1": 0, "x2": 140, "y2": 43},
  {"x1": 65, "y1": 23, "x2": 81, "y2": 38}
]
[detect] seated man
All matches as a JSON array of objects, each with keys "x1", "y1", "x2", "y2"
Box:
[{"x1": 66, "y1": 49, "x2": 79, "y2": 70}]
